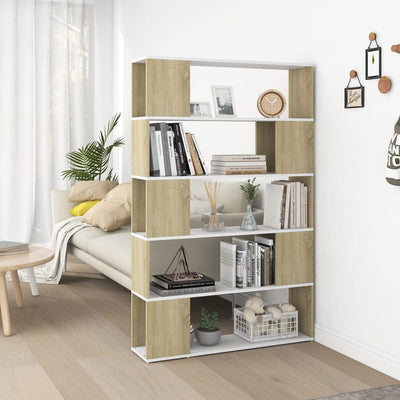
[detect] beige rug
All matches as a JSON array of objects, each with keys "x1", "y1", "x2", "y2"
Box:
[{"x1": 314, "y1": 384, "x2": 400, "y2": 400}]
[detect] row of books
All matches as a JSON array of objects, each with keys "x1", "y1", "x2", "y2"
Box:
[
  {"x1": 150, "y1": 273, "x2": 216, "y2": 296},
  {"x1": 0, "y1": 241, "x2": 29, "y2": 256},
  {"x1": 210, "y1": 154, "x2": 267, "y2": 175},
  {"x1": 263, "y1": 181, "x2": 308, "y2": 229},
  {"x1": 149, "y1": 122, "x2": 207, "y2": 177},
  {"x1": 220, "y1": 236, "x2": 275, "y2": 289}
]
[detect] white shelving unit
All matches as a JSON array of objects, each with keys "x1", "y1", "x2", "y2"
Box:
[{"x1": 130, "y1": 56, "x2": 315, "y2": 363}]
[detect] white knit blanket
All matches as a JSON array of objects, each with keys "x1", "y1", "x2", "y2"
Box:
[{"x1": 19, "y1": 217, "x2": 91, "y2": 285}]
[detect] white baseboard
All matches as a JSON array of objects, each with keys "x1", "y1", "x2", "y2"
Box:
[{"x1": 315, "y1": 323, "x2": 400, "y2": 380}]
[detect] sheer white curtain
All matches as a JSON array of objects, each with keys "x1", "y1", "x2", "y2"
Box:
[{"x1": 0, "y1": 0, "x2": 93, "y2": 243}]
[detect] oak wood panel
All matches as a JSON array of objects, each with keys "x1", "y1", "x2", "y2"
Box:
[
  {"x1": 131, "y1": 119, "x2": 150, "y2": 177},
  {"x1": 289, "y1": 67, "x2": 314, "y2": 118},
  {"x1": 131, "y1": 178, "x2": 146, "y2": 233},
  {"x1": 290, "y1": 175, "x2": 314, "y2": 228},
  {"x1": 131, "y1": 236, "x2": 150, "y2": 298},
  {"x1": 275, "y1": 121, "x2": 314, "y2": 173},
  {"x1": 146, "y1": 298, "x2": 190, "y2": 359},
  {"x1": 131, "y1": 294, "x2": 146, "y2": 347},
  {"x1": 131, "y1": 63, "x2": 146, "y2": 117},
  {"x1": 255, "y1": 121, "x2": 276, "y2": 172},
  {"x1": 146, "y1": 179, "x2": 190, "y2": 237},
  {"x1": 146, "y1": 59, "x2": 190, "y2": 117},
  {"x1": 290, "y1": 286, "x2": 314, "y2": 338},
  {"x1": 275, "y1": 231, "x2": 314, "y2": 286}
]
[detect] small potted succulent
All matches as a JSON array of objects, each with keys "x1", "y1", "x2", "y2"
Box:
[
  {"x1": 239, "y1": 178, "x2": 260, "y2": 230},
  {"x1": 195, "y1": 307, "x2": 221, "y2": 346}
]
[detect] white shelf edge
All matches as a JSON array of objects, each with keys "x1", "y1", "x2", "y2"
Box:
[
  {"x1": 131, "y1": 282, "x2": 314, "y2": 303},
  {"x1": 131, "y1": 333, "x2": 313, "y2": 363},
  {"x1": 131, "y1": 226, "x2": 314, "y2": 242},
  {"x1": 131, "y1": 56, "x2": 314, "y2": 70},
  {"x1": 131, "y1": 173, "x2": 314, "y2": 181},
  {"x1": 131, "y1": 116, "x2": 314, "y2": 122}
]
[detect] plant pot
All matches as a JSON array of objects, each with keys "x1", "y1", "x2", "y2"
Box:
[{"x1": 195, "y1": 327, "x2": 222, "y2": 346}]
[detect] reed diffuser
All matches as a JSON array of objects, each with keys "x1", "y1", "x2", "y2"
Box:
[{"x1": 202, "y1": 181, "x2": 225, "y2": 231}]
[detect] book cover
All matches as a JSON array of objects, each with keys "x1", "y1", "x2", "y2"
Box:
[
  {"x1": 220, "y1": 242, "x2": 237, "y2": 288},
  {"x1": 149, "y1": 126, "x2": 160, "y2": 176},
  {"x1": 263, "y1": 183, "x2": 285, "y2": 229},
  {"x1": 160, "y1": 123, "x2": 172, "y2": 176},
  {"x1": 233, "y1": 237, "x2": 252, "y2": 288},
  {"x1": 254, "y1": 236, "x2": 274, "y2": 285},
  {"x1": 150, "y1": 283, "x2": 216, "y2": 297},
  {"x1": 272, "y1": 181, "x2": 291, "y2": 229},
  {"x1": 191, "y1": 134, "x2": 208, "y2": 174},
  {"x1": 212, "y1": 154, "x2": 266, "y2": 162},
  {"x1": 151, "y1": 273, "x2": 215, "y2": 289},
  {"x1": 186, "y1": 133, "x2": 204, "y2": 175},
  {"x1": 152, "y1": 124, "x2": 166, "y2": 176},
  {"x1": 179, "y1": 123, "x2": 195, "y2": 175},
  {"x1": 235, "y1": 250, "x2": 246, "y2": 288}
]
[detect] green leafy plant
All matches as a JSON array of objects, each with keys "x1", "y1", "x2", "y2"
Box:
[
  {"x1": 240, "y1": 178, "x2": 260, "y2": 202},
  {"x1": 198, "y1": 307, "x2": 219, "y2": 332},
  {"x1": 61, "y1": 113, "x2": 124, "y2": 182}
]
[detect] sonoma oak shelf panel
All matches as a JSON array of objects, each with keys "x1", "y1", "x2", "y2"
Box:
[{"x1": 131, "y1": 173, "x2": 314, "y2": 181}]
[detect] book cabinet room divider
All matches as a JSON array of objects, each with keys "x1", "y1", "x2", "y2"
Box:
[{"x1": 130, "y1": 57, "x2": 314, "y2": 362}]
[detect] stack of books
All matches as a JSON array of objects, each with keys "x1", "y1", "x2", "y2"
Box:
[
  {"x1": 0, "y1": 241, "x2": 29, "y2": 256},
  {"x1": 220, "y1": 236, "x2": 275, "y2": 289},
  {"x1": 150, "y1": 273, "x2": 216, "y2": 296},
  {"x1": 149, "y1": 122, "x2": 207, "y2": 176},
  {"x1": 210, "y1": 154, "x2": 267, "y2": 175},
  {"x1": 263, "y1": 181, "x2": 308, "y2": 229}
]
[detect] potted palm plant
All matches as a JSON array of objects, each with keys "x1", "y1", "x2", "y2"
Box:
[
  {"x1": 61, "y1": 113, "x2": 124, "y2": 182},
  {"x1": 195, "y1": 307, "x2": 221, "y2": 346}
]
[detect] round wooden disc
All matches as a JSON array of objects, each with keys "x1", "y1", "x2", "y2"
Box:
[
  {"x1": 369, "y1": 32, "x2": 376, "y2": 41},
  {"x1": 350, "y1": 70, "x2": 357, "y2": 78},
  {"x1": 378, "y1": 76, "x2": 391, "y2": 93}
]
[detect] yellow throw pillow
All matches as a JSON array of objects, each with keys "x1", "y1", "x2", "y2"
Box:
[
  {"x1": 68, "y1": 180, "x2": 118, "y2": 202},
  {"x1": 70, "y1": 201, "x2": 100, "y2": 216}
]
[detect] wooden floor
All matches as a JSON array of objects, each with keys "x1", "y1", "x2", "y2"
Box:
[{"x1": 0, "y1": 264, "x2": 397, "y2": 400}]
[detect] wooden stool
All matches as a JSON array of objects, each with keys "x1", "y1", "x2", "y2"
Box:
[{"x1": 0, "y1": 246, "x2": 54, "y2": 336}]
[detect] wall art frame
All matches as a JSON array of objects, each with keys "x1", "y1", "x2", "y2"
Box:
[
  {"x1": 344, "y1": 70, "x2": 365, "y2": 109},
  {"x1": 365, "y1": 32, "x2": 382, "y2": 80}
]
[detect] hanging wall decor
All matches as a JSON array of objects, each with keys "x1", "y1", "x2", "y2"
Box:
[
  {"x1": 365, "y1": 32, "x2": 382, "y2": 80},
  {"x1": 344, "y1": 70, "x2": 365, "y2": 108},
  {"x1": 386, "y1": 117, "x2": 400, "y2": 186}
]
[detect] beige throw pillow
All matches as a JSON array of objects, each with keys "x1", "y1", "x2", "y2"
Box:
[
  {"x1": 68, "y1": 180, "x2": 118, "y2": 202},
  {"x1": 82, "y1": 182, "x2": 132, "y2": 231}
]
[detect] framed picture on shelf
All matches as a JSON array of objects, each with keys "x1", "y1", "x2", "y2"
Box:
[
  {"x1": 344, "y1": 86, "x2": 364, "y2": 108},
  {"x1": 365, "y1": 47, "x2": 381, "y2": 80},
  {"x1": 212, "y1": 86, "x2": 236, "y2": 117},
  {"x1": 190, "y1": 102, "x2": 212, "y2": 117}
]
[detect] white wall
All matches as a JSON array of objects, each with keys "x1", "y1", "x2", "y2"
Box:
[{"x1": 113, "y1": 0, "x2": 400, "y2": 378}]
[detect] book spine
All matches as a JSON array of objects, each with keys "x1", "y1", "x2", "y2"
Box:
[
  {"x1": 211, "y1": 169, "x2": 267, "y2": 175},
  {"x1": 151, "y1": 284, "x2": 216, "y2": 296},
  {"x1": 296, "y1": 181, "x2": 301, "y2": 228},
  {"x1": 167, "y1": 129, "x2": 177, "y2": 176},
  {"x1": 154, "y1": 128, "x2": 166, "y2": 176},
  {"x1": 211, "y1": 161, "x2": 267, "y2": 167},
  {"x1": 212, "y1": 155, "x2": 266, "y2": 162},
  {"x1": 210, "y1": 165, "x2": 267, "y2": 171},
  {"x1": 304, "y1": 186, "x2": 308, "y2": 228},
  {"x1": 246, "y1": 242, "x2": 253, "y2": 287},
  {"x1": 149, "y1": 126, "x2": 160, "y2": 177},
  {"x1": 170, "y1": 123, "x2": 189, "y2": 175},
  {"x1": 264, "y1": 247, "x2": 271, "y2": 286},
  {"x1": 256, "y1": 244, "x2": 261, "y2": 287},
  {"x1": 186, "y1": 133, "x2": 204, "y2": 175},
  {"x1": 152, "y1": 276, "x2": 215, "y2": 289},
  {"x1": 160, "y1": 123, "x2": 171, "y2": 176},
  {"x1": 192, "y1": 134, "x2": 208, "y2": 174},
  {"x1": 236, "y1": 250, "x2": 246, "y2": 288},
  {"x1": 179, "y1": 123, "x2": 195, "y2": 175}
]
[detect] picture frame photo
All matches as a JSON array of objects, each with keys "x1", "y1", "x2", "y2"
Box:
[
  {"x1": 212, "y1": 86, "x2": 236, "y2": 117},
  {"x1": 190, "y1": 102, "x2": 212, "y2": 117},
  {"x1": 344, "y1": 86, "x2": 364, "y2": 108},
  {"x1": 365, "y1": 47, "x2": 381, "y2": 80}
]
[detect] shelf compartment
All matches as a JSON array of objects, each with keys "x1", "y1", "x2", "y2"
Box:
[
  {"x1": 132, "y1": 226, "x2": 314, "y2": 241},
  {"x1": 256, "y1": 120, "x2": 314, "y2": 174},
  {"x1": 132, "y1": 282, "x2": 314, "y2": 303},
  {"x1": 131, "y1": 332, "x2": 313, "y2": 363},
  {"x1": 132, "y1": 59, "x2": 190, "y2": 117},
  {"x1": 290, "y1": 285, "x2": 314, "y2": 337}
]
